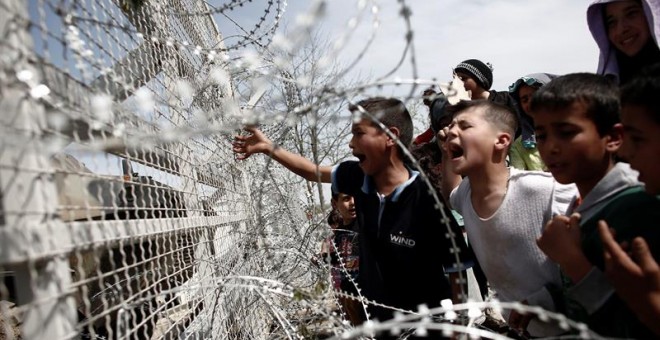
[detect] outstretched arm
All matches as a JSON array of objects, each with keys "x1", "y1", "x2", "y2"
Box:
[
  {"x1": 598, "y1": 221, "x2": 660, "y2": 336},
  {"x1": 232, "y1": 126, "x2": 332, "y2": 183}
]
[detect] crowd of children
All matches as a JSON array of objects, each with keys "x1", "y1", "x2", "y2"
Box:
[{"x1": 232, "y1": 0, "x2": 659, "y2": 338}]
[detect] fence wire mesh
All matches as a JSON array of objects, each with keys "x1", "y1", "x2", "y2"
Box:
[{"x1": 0, "y1": 0, "x2": 339, "y2": 339}]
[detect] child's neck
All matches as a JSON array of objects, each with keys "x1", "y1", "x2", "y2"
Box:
[
  {"x1": 372, "y1": 159, "x2": 409, "y2": 197},
  {"x1": 466, "y1": 163, "x2": 509, "y2": 219},
  {"x1": 471, "y1": 88, "x2": 490, "y2": 100},
  {"x1": 575, "y1": 161, "x2": 616, "y2": 200},
  {"x1": 467, "y1": 163, "x2": 509, "y2": 196}
]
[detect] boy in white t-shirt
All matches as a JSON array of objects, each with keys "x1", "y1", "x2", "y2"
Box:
[{"x1": 440, "y1": 100, "x2": 576, "y2": 337}]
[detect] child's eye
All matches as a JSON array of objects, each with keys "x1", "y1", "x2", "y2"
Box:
[
  {"x1": 558, "y1": 129, "x2": 578, "y2": 139},
  {"x1": 536, "y1": 133, "x2": 547, "y2": 142},
  {"x1": 625, "y1": 8, "x2": 642, "y2": 19},
  {"x1": 630, "y1": 135, "x2": 645, "y2": 144},
  {"x1": 458, "y1": 122, "x2": 471, "y2": 129},
  {"x1": 605, "y1": 18, "x2": 616, "y2": 28}
]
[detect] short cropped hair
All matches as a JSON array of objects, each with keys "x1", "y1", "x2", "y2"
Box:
[
  {"x1": 349, "y1": 97, "x2": 413, "y2": 148},
  {"x1": 530, "y1": 73, "x2": 620, "y2": 136},
  {"x1": 447, "y1": 100, "x2": 518, "y2": 137},
  {"x1": 620, "y1": 63, "x2": 660, "y2": 125}
]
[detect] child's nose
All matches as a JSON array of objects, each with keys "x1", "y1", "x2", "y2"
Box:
[
  {"x1": 615, "y1": 17, "x2": 634, "y2": 36},
  {"x1": 547, "y1": 138, "x2": 561, "y2": 154},
  {"x1": 446, "y1": 126, "x2": 459, "y2": 139}
]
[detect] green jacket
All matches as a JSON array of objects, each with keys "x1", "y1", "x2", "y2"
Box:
[{"x1": 556, "y1": 186, "x2": 660, "y2": 338}]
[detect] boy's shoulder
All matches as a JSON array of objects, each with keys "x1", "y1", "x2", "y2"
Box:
[
  {"x1": 454, "y1": 168, "x2": 568, "y2": 199},
  {"x1": 510, "y1": 168, "x2": 555, "y2": 181},
  {"x1": 584, "y1": 187, "x2": 659, "y2": 226},
  {"x1": 391, "y1": 168, "x2": 430, "y2": 200},
  {"x1": 489, "y1": 90, "x2": 514, "y2": 104},
  {"x1": 509, "y1": 168, "x2": 569, "y2": 192},
  {"x1": 578, "y1": 162, "x2": 641, "y2": 218},
  {"x1": 580, "y1": 188, "x2": 660, "y2": 251},
  {"x1": 581, "y1": 188, "x2": 660, "y2": 269},
  {"x1": 460, "y1": 168, "x2": 554, "y2": 186},
  {"x1": 333, "y1": 160, "x2": 428, "y2": 198},
  {"x1": 509, "y1": 169, "x2": 578, "y2": 211}
]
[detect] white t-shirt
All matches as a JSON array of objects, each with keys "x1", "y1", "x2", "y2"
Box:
[{"x1": 450, "y1": 168, "x2": 577, "y2": 336}]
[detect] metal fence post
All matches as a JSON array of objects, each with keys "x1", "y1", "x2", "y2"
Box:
[{"x1": 0, "y1": 0, "x2": 77, "y2": 338}]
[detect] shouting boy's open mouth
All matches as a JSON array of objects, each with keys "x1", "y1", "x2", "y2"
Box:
[{"x1": 447, "y1": 143, "x2": 464, "y2": 160}]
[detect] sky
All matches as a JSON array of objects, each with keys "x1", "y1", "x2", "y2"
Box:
[{"x1": 215, "y1": 0, "x2": 601, "y2": 96}]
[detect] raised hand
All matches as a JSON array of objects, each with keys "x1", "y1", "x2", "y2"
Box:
[
  {"x1": 537, "y1": 213, "x2": 580, "y2": 264},
  {"x1": 422, "y1": 86, "x2": 437, "y2": 107},
  {"x1": 436, "y1": 126, "x2": 452, "y2": 153},
  {"x1": 231, "y1": 126, "x2": 273, "y2": 160},
  {"x1": 598, "y1": 221, "x2": 660, "y2": 335},
  {"x1": 537, "y1": 213, "x2": 592, "y2": 282}
]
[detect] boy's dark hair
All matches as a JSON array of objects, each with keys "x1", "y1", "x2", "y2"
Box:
[
  {"x1": 327, "y1": 209, "x2": 341, "y2": 226},
  {"x1": 349, "y1": 97, "x2": 413, "y2": 148},
  {"x1": 620, "y1": 63, "x2": 660, "y2": 124},
  {"x1": 530, "y1": 73, "x2": 620, "y2": 136},
  {"x1": 447, "y1": 100, "x2": 518, "y2": 138},
  {"x1": 411, "y1": 142, "x2": 443, "y2": 192}
]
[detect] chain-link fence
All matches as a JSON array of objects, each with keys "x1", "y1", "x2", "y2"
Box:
[{"x1": 0, "y1": 0, "x2": 343, "y2": 339}]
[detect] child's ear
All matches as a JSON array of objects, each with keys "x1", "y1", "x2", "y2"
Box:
[
  {"x1": 494, "y1": 132, "x2": 512, "y2": 151},
  {"x1": 386, "y1": 127, "x2": 401, "y2": 147},
  {"x1": 605, "y1": 123, "x2": 624, "y2": 152}
]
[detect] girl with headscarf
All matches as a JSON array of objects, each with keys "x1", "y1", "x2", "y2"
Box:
[
  {"x1": 587, "y1": 0, "x2": 660, "y2": 84},
  {"x1": 508, "y1": 73, "x2": 557, "y2": 171}
]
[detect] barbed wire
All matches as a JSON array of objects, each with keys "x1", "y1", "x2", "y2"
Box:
[{"x1": 0, "y1": 0, "x2": 615, "y2": 339}]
